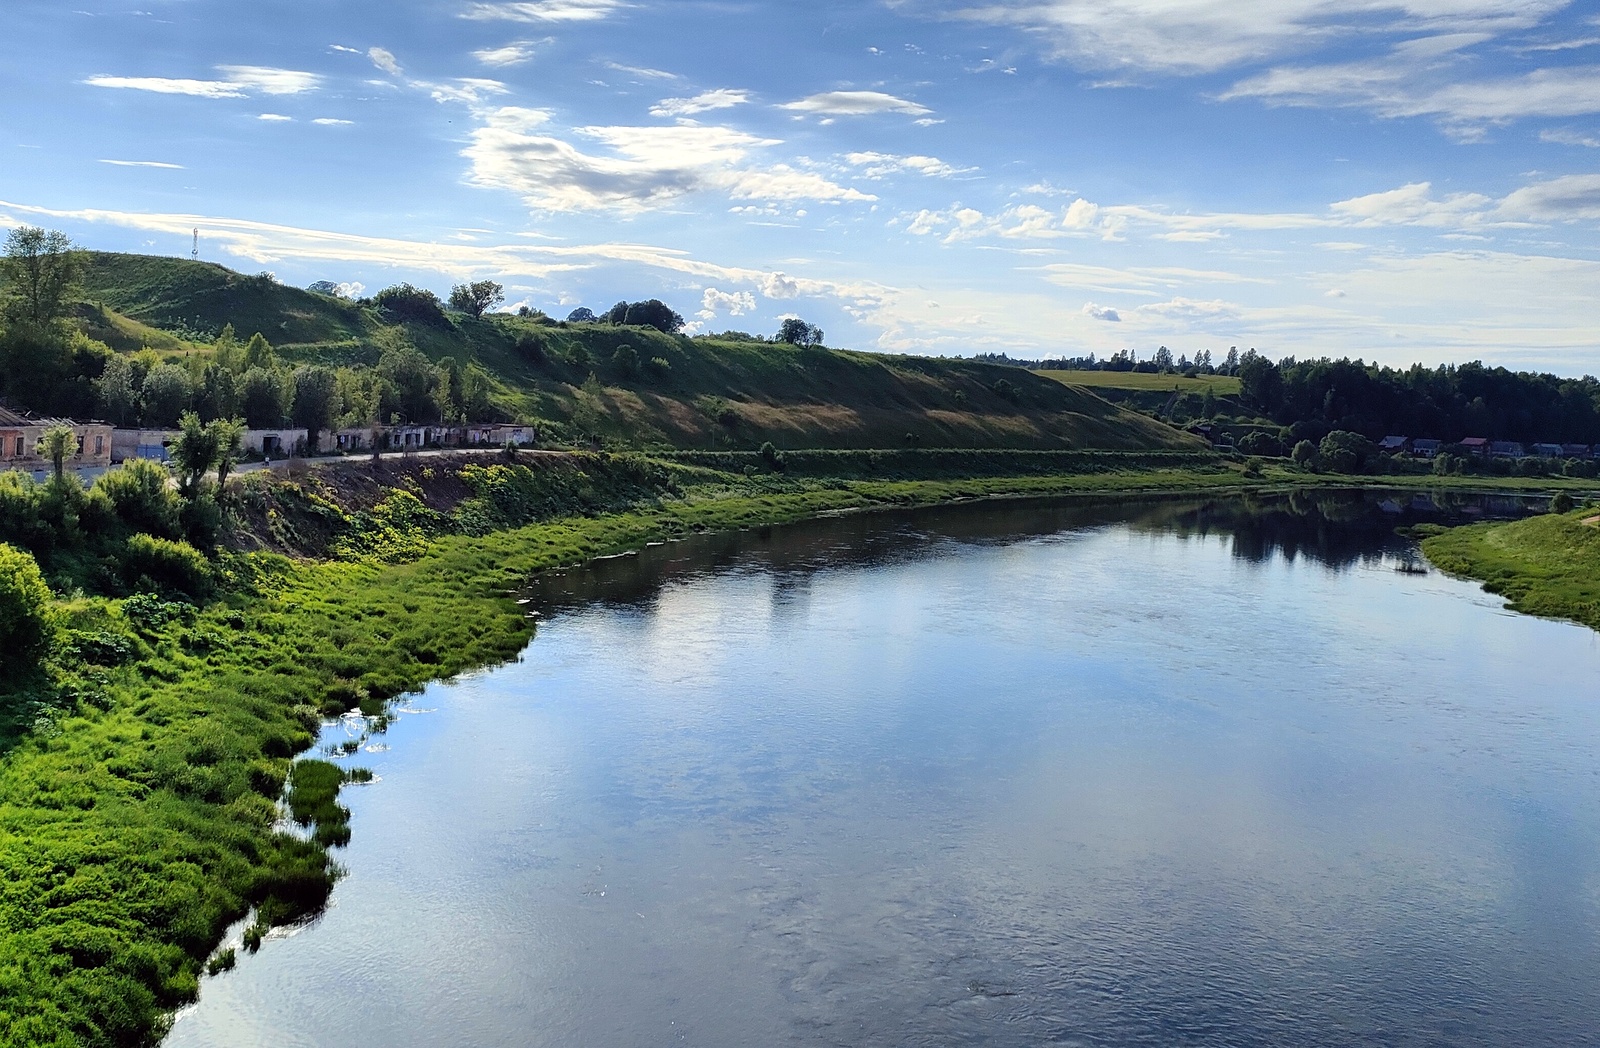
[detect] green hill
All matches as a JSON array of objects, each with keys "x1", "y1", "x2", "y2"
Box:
[{"x1": 75, "y1": 251, "x2": 1202, "y2": 453}]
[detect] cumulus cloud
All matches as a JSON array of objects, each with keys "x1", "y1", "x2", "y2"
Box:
[
  {"x1": 1081, "y1": 302, "x2": 1121, "y2": 322},
  {"x1": 86, "y1": 66, "x2": 322, "y2": 98},
  {"x1": 781, "y1": 91, "x2": 930, "y2": 116},
  {"x1": 761, "y1": 272, "x2": 801, "y2": 299},
  {"x1": 650, "y1": 89, "x2": 751, "y2": 118},
  {"x1": 844, "y1": 152, "x2": 968, "y2": 178},
  {"x1": 461, "y1": 0, "x2": 628, "y2": 22},
  {"x1": 463, "y1": 107, "x2": 875, "y2": 213},
  {"x1": 698, "y1": 287, "x2": 758, "y2": 319}
]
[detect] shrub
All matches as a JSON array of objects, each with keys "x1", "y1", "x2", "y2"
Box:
[
  {"x1": 1318, "y1": 430, "x2": 1373, "y2": 474},
  {"x1": 94, "y1": 460, "x2": 180, "y2": 538},
  {"x1": 374, "y1": 283, "x2": 448, "y2": 327},
  {"x1": 1552, "y1": 491, "x2": 1575, "y2": 514},
  {"x1": 0, "y1": 544, "x2": 53, "y2": 680},
  {"x1": 758, "y1": 441, "x2": 786, "y2": 470},
  {"x1": 122, "y1": 534, "x2": 212, "y2": 597},
  {"x1": 1291, "y1": 440, "x2": 1317, "y2": 468},
  {"x1": 611, "y1": 344, "x2": 639, "y2": 378}
]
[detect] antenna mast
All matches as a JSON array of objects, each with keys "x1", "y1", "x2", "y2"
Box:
[{"x1": 192, "y1": 229, "x2": 199, "y2": 260}]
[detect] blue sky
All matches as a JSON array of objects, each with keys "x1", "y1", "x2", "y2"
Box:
[{"x1": 4, "y1": 0, "x2": 1600, "y2": 373}]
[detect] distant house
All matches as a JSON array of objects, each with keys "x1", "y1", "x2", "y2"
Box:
[
  {"x1": 1410, "y1": 438, "x2": 1443, "y2": 458},
  {"x1": 1377, "y1": 435, "x2": 1409, "y2": 454},
  {"x1": 1459, "y1": 437, "x2": 1491, "y2": 457},
  {"x1": 1562, "y1": 444, "x2": 1593, "y2": 460},
  {"x1": 1489, "y1": 441, "x2": 1525, "y2": 459},
  {"x1": 245, "y1": 428, "x2": 310, "y2": 459},
  {"x1": 111, "y1": 428, "x2": 178, "y2": 464},
  {"x1": 469, "y1": 423, "x2": 537, "y2": 447},
  {"x1": 1, "y1": 408, "x2": 114, "y2": 474},
  {"x1": 1530, "y1": 442, "x2": 1565, "y2": 458}
]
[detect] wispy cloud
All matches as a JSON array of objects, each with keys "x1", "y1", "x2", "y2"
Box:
[
  {"x1": 461, "y1": 0, "x2": 628, "y2": 23},
  {"x1": 86, "y1": 66, "x2": 322, "y2": 98},
  {"x1": 604, "y1": 61, "x2": 679, "y2": 80},
  {"x1": 781, "y1": 91, "x2": 930, "y2": 116},
  {"x1": 650, "y1": 89, "x2": 750, "y2": 118},
  {"x1": 98, "y1": 159, "x2": 184, "y2": 169},
  {"x1": 474, "y1": 39, "x2": 550, "y2": 66},
  {"x1": 844, "y1": 151, "x2": 970, "y2": 178}
]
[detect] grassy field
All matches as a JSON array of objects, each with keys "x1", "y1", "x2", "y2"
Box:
[
  {"x1": 1038, "y1": 369, "x2": 1243, "y2": 394},
  {"x1": 1422, "y1": 509, "x2": 1600, "y2": 630}
]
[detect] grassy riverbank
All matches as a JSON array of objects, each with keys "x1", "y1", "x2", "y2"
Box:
[
  {"x1": 1422, "y1": 508, "x2": 1600, "y2": 631},
  {"x1": 4, "y1": 450, "x2": 1598, "y2": 1047}
]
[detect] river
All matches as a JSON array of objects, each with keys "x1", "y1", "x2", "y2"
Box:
[{"x1": 166, "y1": 492, "x2": 1600, "y2": 1047}]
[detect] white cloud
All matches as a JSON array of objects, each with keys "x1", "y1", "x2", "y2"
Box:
[
  {"x1": 844, "y1": 151, "x2": 968, "y2": 178},
  {"x1": 940, "y1": 0, "x2": 1565, "y2": 76},
  {"x1": 336, "y1": 281, "x2": 366, "y2": 298},
  {"x1": 368, "y1": 48, "x2": 404, "y2": 76},
  {"x1": 1498, "y1": 174, "x2": 1600, "y2": 220},
  {"x1": 698, "y1": 287, "x2": 758, "y2": 319},
  {"x1": 1081, "y1": 302, "x2": 1121, "y2": 322},
  {"x1": 86, "y1": 66, "x2": 322, "y2": 98},
  {"x1": 1541, "y1": 127, "x2": 1600, "y2": 148},
  {"x1": 1329, "y1": 182, "x2": 1495, "y2": 227},
  {"x1": 781, "y1": 91, "x2": 930, "y2": 116},
  {"x1": 650, "y1": 89, "x2": 750, "y2": 118},
  {"x1": 462, "y1": 0, "x2": 628, "y2": 23},
  {"x1": 761, "y1": 272, "x2": 801, "y2": 299},
  {"x1": 313, "y1": 118, "x2": 355, "y2": 126},
  {"x1": 98, "y1": 159, "x2": 184, "y2": 169},
  {"x1": 604, "y1": 62, "x2": 679, "y2": 80},
  {"x1": 463, "y1": 108, "x2": 874, "y2": 213},
  {"x1": 474, "y1": 40, "x2": 549, "y2": 67},
  {"x1": 427, "y1": 78, "x2": 511, "y2": 104},
  {"x1": 258, "y1": 113, "x2": 293, "y2": 122}
]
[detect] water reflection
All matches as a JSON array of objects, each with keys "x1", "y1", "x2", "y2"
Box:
[{"x1": 166, "y1": 489, "x2": 1599, "y2": 1048}]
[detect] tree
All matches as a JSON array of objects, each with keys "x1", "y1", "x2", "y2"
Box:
[
  {"x1": 604, "y1": 301, "x2": 629, "y2": 324},
  {"x1": 623, "y1": 299, "x2": 685, "y2": 334},
  {"x1": 36, "y1": 425, "x2": 78, "y2": 484},
  {"x1": 209, "y1": 417, "x2": 245, "y2": 491},
  {"x1": 140, "y1": 364, "x2": 193, "y2": 427},
  {"x1": 377, "y1": 345, "x2": 443, "y2": 423},
  {"x1": 240, "y1": 367, "x2": 287, "y2": 428},
  {"x1": 1318, "y1": 430, "x2": 1372, "y2": 474},
  {"x1": 1552, "y1": 491, "x2": 1575, "y2": 514},
  {"x1": 0, "y1": 226, "x2": 82, "y2": 325},
  {"x1": 776, "y1": 318, "x2": 823, "y2": 347},
  {"x1": 611, "y1": 344, "x2": 639, "y2": 378},
  {"x1": 1237, "y1": 352, "x2": 1282, "y2": 414},
  {"x1": 448, "y1": 280, "x2": 505, "y2": 318},
  {"x1": 95, "y1": 354, "x2": 141, "y2": 426},
  {"x1": 0, "y1": 543, "x2": 53, "y2": 681},
  {"x1": 290, "y1": 365, "x2": 340, "y2": 452},
  {"x1": 196, "y1": 362, "x2": 239, "y2": 422},
  {"x1": 169, "y1": 412, "x2": 220, "y2": 496},
  {"x1": 242, "y1": 333, "x2": 276, "y2": 370},
  {"x1": 566, "y1": 307, "x2": 597, "y2": 323},
  {"x1": 1291, "y1": 440, "x2": 1317, "y2": 468},
  {"x1": 375, "y1": 284, "x2": 449, "y2": 327}
]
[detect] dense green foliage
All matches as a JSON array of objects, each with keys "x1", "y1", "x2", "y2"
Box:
[
  {"x1": 0, "y1": 545, "x2": 53, "y2": 682},
  {"x1": 1423, "y1": 508, "x2": 1600, "y2": 630}
]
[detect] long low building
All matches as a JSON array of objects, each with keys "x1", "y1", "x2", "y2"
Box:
[{"x1": 0, "y1": 407, "x2": 114, "y2": 474}]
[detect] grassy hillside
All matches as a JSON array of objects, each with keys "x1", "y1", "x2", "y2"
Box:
[
  {"x1": 75, "y1": 252, "x2": 1203, "y2": 453},
  {"x1": 1038, "y1": 369, "x2": 1242, "y2": 394},
  {"x1": 1422, "y1": 509, "x2": 1600, "y2": 630}
]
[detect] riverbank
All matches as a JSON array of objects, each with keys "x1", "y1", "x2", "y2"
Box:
[
  {"x1": 1421, "y1": 508, "x2": 1600, "y2": 632},
  {"x1": 2, "y1": 452, "x2": 1596, "y2": 1047}
]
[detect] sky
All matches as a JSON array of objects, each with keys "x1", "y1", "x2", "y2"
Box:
[{"x1": 3, "y1": 1, "x2": 1600, "y2": 374}]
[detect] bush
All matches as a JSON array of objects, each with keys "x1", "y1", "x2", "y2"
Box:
[
  {"x1": 1318, "y1": 430, "x2": 1373, "y2": 474},
  {"x1": 1552, "y1": 491, "x2": 1575, "y2": 514},
  {"x1": 611, "y1": 344, "x2": 639, "y2": 378},
  {"x1": 758, "y1": 441, "x2": 786, "y2": 470},
  {"x1": 1237, "y1": 430, "x2": 1284, "y2": 457},
  {"x1": 122, "y1": 534, "x2": 212, "y2": 597},
  {"x1": 374, "y1": 283, "x2": 448, "y2": 327},
  {"x1": 0, "y1": 544, "x2": 53, "y2": 680},
  {"x1": 1291, "y1": 440, "x2": 1317, "y2": 468},
  {"x1": 94, "y1": 460, "x2": 180, "y2": 538}
]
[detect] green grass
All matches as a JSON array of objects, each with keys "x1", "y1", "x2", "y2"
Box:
[
  {"x1": 1422, "y1": 508, "x2": 1600, "y2": 630},
  {"x1": 1038, "y1": 369, "x2": 1243, "y2": 394},
  {"x1": 75, "y1": 251, "x2": 1204, "y2": 453}
]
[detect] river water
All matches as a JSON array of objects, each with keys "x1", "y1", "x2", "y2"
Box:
[{"x1": 167, "y1": 492, "x2": 1600, "y2": 1047}]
